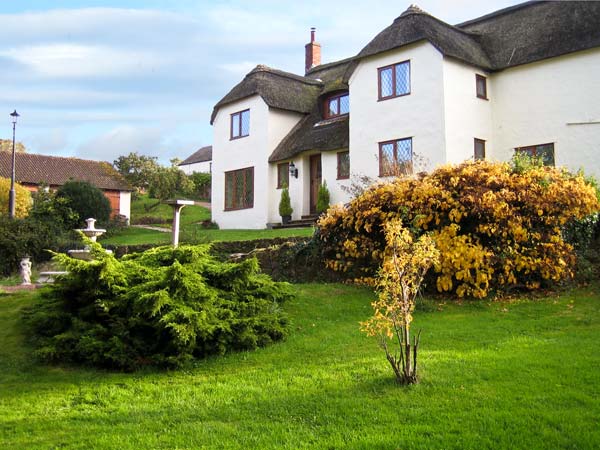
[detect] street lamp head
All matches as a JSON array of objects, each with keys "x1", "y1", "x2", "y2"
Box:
[{"x1": 10, "y1": 110, "x2": 19, "y2": 124}]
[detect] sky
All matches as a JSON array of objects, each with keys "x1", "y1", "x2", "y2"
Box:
[{"x1": 1, "y1": 0, "x2": 523, "y2": 165}]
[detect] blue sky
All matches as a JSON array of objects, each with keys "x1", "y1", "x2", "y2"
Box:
[{"x1": 1, "y1": 0, "x2": 521, "y2": 165}]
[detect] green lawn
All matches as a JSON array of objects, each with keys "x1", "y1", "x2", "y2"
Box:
[
  {"x1": 101, "y1": 194, "x2": 314, "y2": 245},
  {"x1": 101, "y1": 226, "x2": 315, "y2": 246},
  {"x1": 1, "y1": 284, "x2": 599, "y2": 449},
  {"x1": 130, "y1": 194, "x2": 211, "y2": 226}
]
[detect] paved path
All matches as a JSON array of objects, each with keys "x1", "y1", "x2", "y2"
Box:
[{"x1": 131, "y1": 224, "x2": 171, "y2": 233}]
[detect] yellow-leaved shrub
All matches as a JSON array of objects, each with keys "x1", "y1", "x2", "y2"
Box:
[
  {"x1": 318, "y1": 161, "x2": 599, "y2": 298},
  {"x1": 0, "y1": 176, "x2": 32, "y2": 218}
]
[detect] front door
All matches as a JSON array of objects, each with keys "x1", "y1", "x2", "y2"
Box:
[{"x1": 309, "y1": 154, "x2": 322, "y2": 214}]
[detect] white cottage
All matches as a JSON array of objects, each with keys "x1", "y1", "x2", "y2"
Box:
[{"x1": 211, "y1": 1, "x2": 600, "y2": 229}]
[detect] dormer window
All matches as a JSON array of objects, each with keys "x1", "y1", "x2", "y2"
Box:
[{"x1": 324, "y1": 93, "x2": 349, "y2": 118}]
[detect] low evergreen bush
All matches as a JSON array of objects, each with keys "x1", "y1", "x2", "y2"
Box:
[{"x1": 23, "y1": 241, "x2": 293, "y2": 370}]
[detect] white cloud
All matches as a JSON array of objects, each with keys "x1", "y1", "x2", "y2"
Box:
[{"x1": 0, "y1": 44, "x2": 167, "y2": 78}]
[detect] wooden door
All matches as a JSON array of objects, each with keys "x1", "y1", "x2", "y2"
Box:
[{"x1": 309, "y1": 154, "x2": 322, "y2": 214}]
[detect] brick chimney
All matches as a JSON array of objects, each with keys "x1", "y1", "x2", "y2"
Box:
[{"x1": 305, "y1": 27, "x2": 321, "y2": 74}]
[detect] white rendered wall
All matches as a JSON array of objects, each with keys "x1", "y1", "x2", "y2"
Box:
[
  {"x1": 179, "y1": 161, "x2": 211, "y2": 175},
  {"x1": 212, "y1": 96, "x2": 303, "y2": 229},
  {"x1": 266, "y1": 109, "x2": 305, "y2": 223},
  {"x1": 348, "y1": 41, "x2": 446, "y2": 179},
  {"x1": 442, "y1": 58, "x2": 493, "y2": 163},
  {"x1": 491, "y1": 48, "x2": 600, "y2": 178},
  {"x1": 119, "y1": 191, "x2": 131, "y2": 223},
  {"x1": 321, "y1": 151, "x2": 352, "y2": 208},
  {"x1": 212, "y1": 95, "x2": 270, "y2": 229}
]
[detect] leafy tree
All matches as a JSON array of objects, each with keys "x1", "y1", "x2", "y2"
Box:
[
  {"x1": 361, "y1": 219, "x2": 439, "y2": 384},
  {"x1": 189, "y1": 172, "x2": 211, "y2": 200},
  {"x1": 56, "y1": 180, "x2": 111, "y2": 226},
  {"x1": 0, "y1": 139, "x2": 26, "y2": 153},
  {"x1": 113, "y1": 152, "x2": 160, "y2": 192},
  {"x1": 0, "y1": 177, "x2": 32, "y2": 218},
  {"x1": 148, "y1": 163, "x2": 194, "y2": 201}
]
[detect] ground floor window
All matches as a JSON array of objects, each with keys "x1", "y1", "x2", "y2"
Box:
[
  {"x1": 515, "y1": 143, "x2": 555, "y2": 166},
  {"x1": 337, "y1": 151, "x2": 350, "y2": 179},
  {"x1": 225, "y1": 167, "x2": 254, "y2": 210},
  {"x1": 277, "y1": 162, "x2": 289, "y2": 189},
  {"x1": 474, "y1": 138, "x2": 486, "y2": 160},
  {"x1": 379, "y1": 137, "x2": 413, "y2": 176}
]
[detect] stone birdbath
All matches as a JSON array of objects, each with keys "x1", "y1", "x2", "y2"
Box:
[{"x1": 68, "y1": 218, "x2": 107, "y2": 260}]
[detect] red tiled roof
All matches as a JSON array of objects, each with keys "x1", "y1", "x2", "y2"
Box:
[{"x1": 0, "y1": 151, "x2": 131, "y2": 191}]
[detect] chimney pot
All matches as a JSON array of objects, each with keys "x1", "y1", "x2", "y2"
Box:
[{"x1": 305, "y1": 27, "x2": 321, "y2": 74}]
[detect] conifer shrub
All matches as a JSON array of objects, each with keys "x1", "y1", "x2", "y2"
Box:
[
  {"x1": 316, "y1": 181, "x2": 330, "y2": 214},
  {"x1": 278, "y1": 184, "x2": 293, "y2": 217},
  {"x1": 318, "y1": 161, "x2": 600, "y2": 298},
  {"x1": 24, "y1": 241, "x2": 293, "y2": 370}
]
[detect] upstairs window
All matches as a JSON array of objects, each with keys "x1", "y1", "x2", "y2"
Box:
[
  {"x1": 325, "y1": 93, "x2": 349, "y2": 118},
  {"x1": 277, "y1": 162, "x2": 289, "y2": 189},
  {"x1": 378, "y1": 60, "x2": 410, "y2": 100},
  {"x1": 474, "y1": 138, "x2": 486, "y2": 160},
  {"x1": 379, "y1": 137, "x2": 413, "y2": 176},
  {"x1": 476, "y1": 74, "x2": 488, "y2": 100},
  {"x1": 515, "y1": 143, "x2": 555, "y2": 166},
  {"x1": 337, "y1": 151, "x2": 350, "y2": 179},
  {"x1": 231, "y1": 109, "x2": 250, "y2": 139},
  {"x1": 225, "y1": 167, "x2": 254, "y2": 210}
]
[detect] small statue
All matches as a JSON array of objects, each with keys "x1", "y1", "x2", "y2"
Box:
[{"x1": 20, "y1": 257, "x2": 32, "y2": 285}]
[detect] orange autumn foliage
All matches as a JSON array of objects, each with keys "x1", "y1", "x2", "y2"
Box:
[{"x1": 318, "y1": 161, "x2": 600, "y2": 298}]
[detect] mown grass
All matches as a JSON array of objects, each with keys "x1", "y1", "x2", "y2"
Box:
[
  {"x1": 100, "y1": 226, "x2": 315, "y2": 246},
  {"x1": 102, "y1": 193, "x2": 314, "y2": 245},
  {"x1": 130, "y1": 194, "x2": 211, "y2": 227},
  {"x1": 1, "y1": 284, "x2": 599, "y2": 449}
]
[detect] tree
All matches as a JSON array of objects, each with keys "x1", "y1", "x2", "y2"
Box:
[
  {"x1": 148, "y1": 163, "x2": 194, "y2": 201},
  {"x1": 56, "y1": 180, "x2": 111, "y2": 226},
  {"x1": 361, "y1": 219, "x2": 439, "y2": 384},
  {"x1": 0, "y1": 139, "x2": 26, "y2": 153},
  {"x1": 0, "y1": 177, "x2": 32, "y2": 218},
  {"x1": 113, "y1": 152, "x2": 160, "y2": 192}
]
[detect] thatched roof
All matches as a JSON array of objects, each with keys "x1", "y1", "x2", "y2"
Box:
[
  {"x1": 215, "y1": 1, "x2": 600, "y2": 162},
  {"x1": 269, "y1": 59, "x2": 352, "y2": 162},
  {"x1": 458, "y1": 1, "x2": 600, "y2": 70},
  {"x1": 346, "y1": 1, "x2": 600, "y2": 78},
  {"x1": 0, "y1": 151, "x2": 131, "y2": 191},
  {"x1": 179, "y1": 145, "x2": 212, "y2": 166},
  {"x1": 350, "y1": 4, "x2": 492, "y2": 73},
  {"x1": 210, "y1": 65, "x2": 322, "y2": 124},
  {"x1": 269, "y1": 114, "x2": 349, "y2": 163}
]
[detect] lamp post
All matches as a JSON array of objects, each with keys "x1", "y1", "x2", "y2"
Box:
[{"x1": 8, "y1": 110, "x2": 20, "y2": 219}]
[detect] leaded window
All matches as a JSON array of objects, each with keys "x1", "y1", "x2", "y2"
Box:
[
  {"x1": 476, "y1": 74, "x2": 488, "y2": 99},
  {"x1": 379, "y1": 138, "x2": 413, "y2": 176},
  {"x1": 474, "y1": 138, "x2": 486, "y2": 160},
  {"x1": 231, "y1": 109, "x2": 250, "y2": 139},
  {"x1": 325, "y1": 93, "x2": 349, "y2": 118},
  {"x1": 225, "y1": 167, "x2": 254, "y2": 210},
  {"x1": 378, "y1": 61, "x2": 410, "y2": 100},
  {"x1": 337, "y1": 151, "x2": 350, "y2": 179},
  {"x1": 277, "y1": 162, "x2": 289, "y2": 189},
  {"x1": 515, "y1": 143, "x2": 555, "y2": 166}
]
